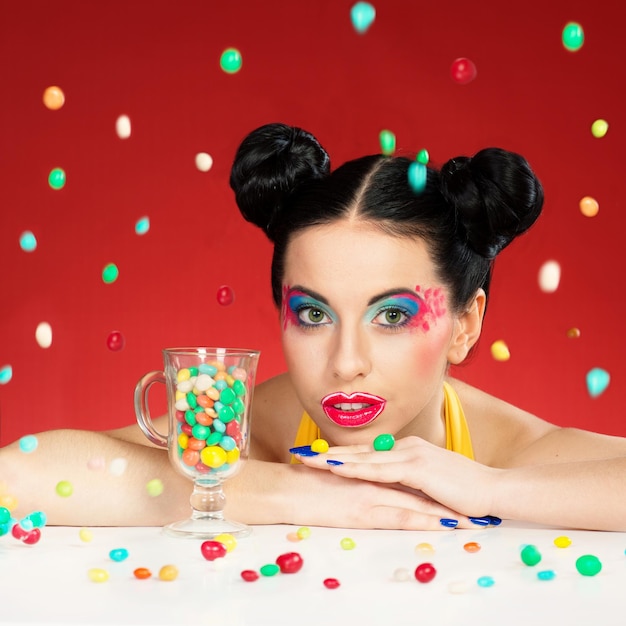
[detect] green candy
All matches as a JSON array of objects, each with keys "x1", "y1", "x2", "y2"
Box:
[
  {"x1": 520, "y1": 544, "x2": 542, "y2": 566},
  {"x1": 220, "y1": 387, "x2": 236, "y2": 405},
  {"x1": 575, "y1": 554, "x2": 602, "y2": 576},
  {"x1": 48, "y1": 167, "x2": 66, "y2": 189},
  {"x1": 562, "y1": 22, "x2": 584, "y2": 52},
  {"x1": 220, "y1": 48, "x2": 242, "y2": 74},
  {"x1": 260, "y1": 563, "x2": 280, "y2": 577},
  {"x1": 373, "y1": 433, "x2": 395, "y2": 451},
  {"x1": 416, "y1": 149, "x2": 429, "y2": 165},
  {"x1": 379, "y1": 130, "x2": 396, "y2": 156},
  {"x1": 102, "y1": 263, "x2": 119, "y2": 284}
]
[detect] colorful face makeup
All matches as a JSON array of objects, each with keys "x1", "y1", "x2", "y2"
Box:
[
  {"x1": 282, "y1": 285, "x2": 337, "y2": 331},
  {"x1": 321, "y1": 391, "x2": 387, "y2": 427}
]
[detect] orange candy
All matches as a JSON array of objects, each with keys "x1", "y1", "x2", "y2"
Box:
[
  {"x1": 182, "y1": 448, "x2": 200, "y2": 466},
  {"x1": 134, "y1": 567, "x2": 152, "y2": 579},
  {"x1": 195, "y1": 412, "x2": 213, "y2": 426},
  {"x1": 43, "y1": 86, "x2": 65, "y2": 110},
  {"x1": 463, "y1": 542, "x2": 481, "y2": 553},
  {"x1": 187, "y1": 437, "x2": 206, "y2": 451},
  {"x1": 196, "y1": 395, "x2": 214, "y2": 409}
]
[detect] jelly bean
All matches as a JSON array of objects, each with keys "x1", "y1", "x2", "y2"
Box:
[
  {"x1": 215, "y1": 379, "x2": 228, "y2": 391},
  {"x1": 146, "y1": 479, "x2": 164, "y2": 497},
  {"x1": 220, "y1": 387, "x2": 236, "y2": 405},
  {"x1": 43, "y1": 85, "x2": 65, "y2": 110},
  {"x1": 109, "y1": 457, "x2": 128, "y2": 476},
  {"x1": 260, "y1": 563, "x2": 280, "y2": 577},
  {"x1": 276, "y1": 552, "x2": 304, "y2": 573},
  {"x1": 214, "y1": 533, "x2": 237, "y2": 552},
  {"x1": 20, "y1": 518, "x2": 34, "y2": 531},
  {"x1": 184, "y1": 411, "x2": 197, "y2": 426},
  {"x1": 323, "y1": 577, "x2": 340, "y2": 589},
  {"x1": 464, "y1": 542, "x2": 481, "y2": 553},
  {"x1": 189, "y1": 367, "x2": 198, "y2": 377},
  {"x1": 177, "y1": 380, "x2": 194, "y2": 393},
  {"x1": 201, "y1": 540, "x2": 228, "y2": 561},
  {"x1": 195, "y1": 152, "x2": 213, "y2": 172},
  {"x1": 579, "y1": 196, "x2": 599, "y2": 217},
  {"x1": 182, "y1": 449, "x2": 200, "y2": 466},
  {"x1": 217, "y1": 285, "x2": 235, "y2": 305},
  {"x1": 206, "y1": 431, "x2": 223, "y2": 446},
  {"x1": 586, "y1": 368, "x2": 610, "y2": 397},
  {"x1": 177, "y1": 368, "x2": 191, "y2": 383},
  {"x1": 135, "y1": 216, "x2": 150, "y2": 235},
  {"x1": 0, "y1": 365, "x2": 12, "y2": 385},
  {"x1": 0, "y1": 494, "x2": 18, "y2": 510},
  {"x1": 115, "y1": 114, "x2": 131, "y2": 139},
  {"x1": 199, "y1": 364, "x2": 218, "y2": 376},
  {"x1": 48, "y1": 167, "x2": 66, "y2": 190},
  {"x1": 106, "y1": 330, "x2": 125, "y2": 351},
  {"x1": 12, "y1": 524, "x2": 41, "y2": 544},
  {"x1": 415, "y1": 542, "x2": 435, "y2": 554},
  {"x1": 490, "y1": 339, "x2": 510, "y2": 361},
  {"x1": 538, "y1": 260, "x2": 560, "y2": 293},
  {"x1": 101, "y1": 263, "x2": 118, "y2": 284},
  {"x1": 25, "y1": 511, "x2": 47, "y2": 528},
  {"x1": 134, "y1": 567, "x2": 152, "y2": 579},
  {"x1": 286, "y1": 532, "x2": 301, "y2": 542},
  {"x1": 537, "y1": 569, "x2": 556, "y2": 581},
  {"x1": 187, "y1": 437, "x2": 206, "y2": 451},
  {"x1": 562, "y1": 22, "x2": 584, "y2": 52},
  {"x1": 416, "y1": 149, "x2": 429, "y2": 165},
  {"x1": 393, "y1": 568, "x2": 411, "y2": 582},
  {"x1": 195, "y1": 411, "x2": 213, "y2": 425},
  {"x1": 200, "y1": 446, "x2": 227, "y2": 468},
  {"x1": 340, "y1": 537, "x2": 356, "y2": 550},
  {"x1": 408, "y1": 162, "x2": 427, "y2": 195},
  {"x1": 220, "y1": 48, "x2": 242, "y2": 74},
  {"x1": 226, "y1": 449, "x2": 240, "y2": 464},
  {"x1": 450, "y1": 57, "x2": 477, "y2": 84},
  {"x1": 0, "y1": 507, "x2": 11, "y2": 524},
  {"x1": 181, "y1": 423, "x2": 193, "y2": 436},
  {"x1": 218, "y1": 406, "x2": 235, "y2": 423},
  {"x1": 351, "y1": 1, "x2": 376, "y2": 34},
  {"x1": 591, "y1": 119, "x2": 608, "y2": 138},
  {"x1": 477, "y1": 575, "x2": 495, "y2": 587},
  {"x1": 206, "y1": 387, "x2": 220, "y2": 401},
  {"x1": 379, "y1": 130, "x2": 395, "y2": 155},
  {"x1": 554, "y1": 535, "x2": 572, "y2": 548},
  {"x1": 232, "y1": 397, "x2": 245, "y2": 415},
  {"x1": 19, "y1": 435, "x2": 38, "y2": 453},
  {"x1": 567, "y1": 327, "x2": 581, "y2": 339},
  {"x1": 19, "y1": 231, "x2": 37, "y2": 252},
  {"x1": 158, "y1": 565, "x2": 179, "y2": 581},
  {"x1": 219, "y1": 435, "x2": 237, "y2": 451},
  {"x1": 373, "y1": 433, "x2": 395, "y2": 451},
  {"x1": 232, "y1": 367, "x2": 247, "y2": 381},
  {"x1": 520, "y1": 544, "x2": 542, "y2": 566},
  {"x1": 414, "y1": 562, "x2": 436, "y2": 583},
  {"x1": 79, "y1": 528, "x2": 93, "y2": 542},
  {"x1": 192, "y1": 424, "x2": 209, "y2": 440},
  {"x1": 109, "y1": 548, "x2": 129, "y2": 562},
  {"x1": 88, "y1": 568, "x2": 109, "y2": 583},
  {"x1": 241, "y1": 569, "x2": 259, "y2": 582},
  {"x1": 296, "y1": 526, "x2": 311, "y2": 539},
  {"x1": 575, "y1": 554, "x2": 602, "y2": 576},
  {"x1": 178, "y1": 433, "x2": 189, "y2": 449},
  {"x1": 186, "y1": 392, "x2": 198, "y2": 409},
  {"x1": 55, "y1": 481, "x2": 73, "y2": 497},
  {"x1": 311, "y1": 438, "x2": 329, "y2": 453},
  {"x1": 233, "y1": 379, "x2": 246, "y2": 396}
]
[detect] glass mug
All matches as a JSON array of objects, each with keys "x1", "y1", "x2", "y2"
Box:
[{"x1": 134, "y1": 347, "x2": 260, "y2": 538}]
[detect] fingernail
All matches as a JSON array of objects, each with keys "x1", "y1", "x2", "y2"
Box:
[
  {"x1": 487, "y1": 515, "x2": 502, "y2": 526},
  {"x1": 327, "y1": 459, "x2": 343, "y2": 466},
  {"x1": 469, "y1": 516, "x2": 491, "y2": 526},
  {"x1": 288, "y1": 445, "x2": 318, "y2": 457},
  {"x1": 440, "y1": 518, "x2": 459, "y2": 528}
]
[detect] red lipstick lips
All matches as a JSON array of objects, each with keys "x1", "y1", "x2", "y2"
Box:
[{"x1": 321, "y1": 392, "x2": 386, "y2": 427}]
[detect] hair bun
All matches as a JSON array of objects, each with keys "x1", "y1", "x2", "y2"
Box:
[
  {"x1": 229, "y1": 123, "x2": 330, "y2": 239},
  {"x1": 440, "y1": 148, "x2": 543, "y2": 259}
]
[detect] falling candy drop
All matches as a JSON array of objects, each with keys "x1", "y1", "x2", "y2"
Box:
[
  {"x1": 216, "y1": 285, "x2": 235, "y2": 306},
  {"x1": 350, "y1": 2, "x2": 376, "y2": 34},
  {"x1": 109, "y1": 457, "x2": 128, "y2": 476},
  {"x1": 18, "y1": 435, "x2": 38, "y2": 453},
  {"x1": 55, "y1": 480, "x2": 74, "y2": 497},
  {"x1": 538, "y1": 260, "x2": 561, "y2": 293},
  {"x1": 195, "y1": 152, "x2": 213, "y2": 172},
  {"x1": 146, "y1": 478, "x2": 164, "y2": 497},
  {"x1": 115, "y1": 115, "x2": 131, "y2": 139},
  {"x1": 586, "y1": 368, "x2": 610, "y2": 397},
  {"x1": 408, "y1": 162, "x2": 427, "y2": 194},
  {"x1": 35, "y1": 322, "x2": 53, "y2": 348},
  {"x1": 43, "y1": 86, "x2": 65, "y2": 110},
  {"x1": 562, "y1": 22, "x2": 584, "y2": 52},
  {"x1": 102, "y1": 263, "x2": 119, "y2": 284},
  {"x1": 591, "y1": 119, "x2": 608, "y2": 138},
  {"x1": 106, "y1": 331, "x2": 125, "y2": 352},
  {"x1": 490, "y1": 340, "x2": 510, "y2": 362},
  {"x1": 48, "y1": 168, "x2": 66, "y2": 190},
  {"x1": 566, "y1": 327, "x2": 581, "y2": 339},
  {"x1": 450, "y1": 58, "x2": 477, "y2": 84},
  {"x1": 379, "y1": 130, "x2": 396, "y2": 156},
  {"x1": 220, "y1": 48, "x2": 242, "y2": 73},
  {"x1": 0, "y1": 365, "x2": 13, "y2": 385},
  {"x1": 579, "y1": 196, "x2": 599, "y2": 217},
  {"x1": 416, "y1": 149, "x2": 429, "y2": 165},
  {"x1": 19, "y1": 231, "x2": 37, "y2": 252},
  {"x1": 135, "y1": 216, "x2": 150, "y2": 235}
]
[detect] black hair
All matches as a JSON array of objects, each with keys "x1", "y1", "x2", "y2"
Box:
[{"x1": 229, "y1": 122, "x2": 543, "y2": 314}]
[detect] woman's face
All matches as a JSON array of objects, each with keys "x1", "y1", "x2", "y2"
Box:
[{"x1": 281, "y1": 219, "x2": 467, "y2": 446}]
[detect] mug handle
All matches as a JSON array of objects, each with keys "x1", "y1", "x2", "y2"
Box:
[{"x1": 134, "y1": 371, "x2": 168, "y2": 448}]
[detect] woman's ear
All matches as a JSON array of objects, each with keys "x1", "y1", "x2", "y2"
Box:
[{"x1": 447, "y1": 289, "x2": 486, "y2": 365}]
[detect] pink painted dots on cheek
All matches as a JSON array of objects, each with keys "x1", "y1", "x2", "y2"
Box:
[{"x1": 414, "y1": 286, "x2": 447, "y2": 332}]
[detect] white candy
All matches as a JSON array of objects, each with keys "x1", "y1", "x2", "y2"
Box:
[
  {"x1": 538, "y1": 260, "x2": 561, "y2": 293},
  {"x1": 194, "y1": 374, "x2": 215, "y2": 391},
  {"x1": 176, "y1": 379, "x2": 194, "y2": 393},
  {"x1": 109, "y1": 457, "x2": 128, "y2": 476},
  {"x1": 195, "y1": 152, "x2": 213, "y2": 172},
  {"x1": 175, "y1": 398, "x2": 190, "y2": 411},
  {"x1": 116, "y1": 114, "x2": 131, "y2": 139},
  {"x1": 35, "y1": 322, "x2": 52, "y2": 348}
]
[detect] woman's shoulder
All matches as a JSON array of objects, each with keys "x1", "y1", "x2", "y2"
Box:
[{"x1": 446, "y1": 376, "x2": 557, "y2": 466}]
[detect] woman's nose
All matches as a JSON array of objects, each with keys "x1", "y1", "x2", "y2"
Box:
[{"x1": 329, "y1": 328, "x2": 372, "y2": 381}]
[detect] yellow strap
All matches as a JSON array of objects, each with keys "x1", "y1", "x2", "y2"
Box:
[{"x1": 291, "y1": 381, "x2": 474, "y2": 462}]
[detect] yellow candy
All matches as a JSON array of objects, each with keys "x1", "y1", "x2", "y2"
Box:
[
  {"x1": 579, "y1": 196, "x2": 599, "y2": 217},
  {"x1": 0, "y1": 494, "x2": 18, "y2": 511},
  {"x1": 226, "y1": 448, "x2": 240, "y2": 464},
  {"x1": 296, "y1": 526, "x2": 311, "y2": 539},
  {"x1": 88, "y1": 568, "x2": 109, "y2": 583},
  {"x1": 214, "y1": 533, "x2": 237, "y2": 552},
  {"x1": 146, "y1": 478, "x2": 164, "y2": 497},
  {"x1": 158, "y1": 564, "x2": 179, "y2": 581},
  {"x1": 175, "y1": 390, "x2": 186, "y2": 401},
  {"x1": 415, "y1": 542, "x2": 435, "y2": 554},
  {"x1": 79, "y1": 528, "x2": 94, "y2": 542},
  {"x1": 200, "y1": 446, "x2": 227, "y2": 468},
  {"x1": 178, "y1": 433, "x2": 189, "y2": 449},
  {"x1": 55, "y1": 480, "x2": 74, "y2": 497},
  {"x1": 591, "y1": 119, "x2": 608, "y2": 138},
  {"x1": 43, "y1": 86, "x2": 65, "y2": 110},
  {"x1": 176, "y1": 368, "x2": 191, "y2": 383},
  {"x1": 490, "y1": 340, "x2": 510, "y2": 362},
  {"x1": 340, "y1": 537, "x2": 356, "y2": 550},
  {"x1": 311, "y1": 438, "x2": 329, "y2": 453},
  {"x1": 554, "y1": 535, "x2": 572, "y2": 548}
]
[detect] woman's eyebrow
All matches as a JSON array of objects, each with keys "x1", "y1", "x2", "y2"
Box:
[
  {"x1": 288, "y1": 285, "x2": 330, "y2": 305},
  {"x1": 367, "y1": 288, "x2": 421, "y2": 306}
]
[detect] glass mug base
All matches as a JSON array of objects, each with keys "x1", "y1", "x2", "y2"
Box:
[{"x1": 163, "y1": 515, "x2": 252, "y2": 539}]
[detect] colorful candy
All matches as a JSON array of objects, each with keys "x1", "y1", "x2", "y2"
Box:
[
  {"x1": 323, "y1": 577, "x2": 340, "y2": 589},
  {"x1": 575, "y1": 554, "x2": 602, "y2": 576},
  {"x1": 373, "y1": 433, "x2": 395, "y2": 451},
  {"x1": 311, "y1": 438, "x2": 329, "y2": 453},
  {"x1": 102, "y1": 263, "x2": 119, "y2": 284},
  {"x1": 537, "y1": 569, "x2": 556, "y2": 581},
  {"x1": 146, "y1": 478, "x2": 164, "y2": 497},
  {"x1": 35, "y1": 322, "x2": 52, "y2": 348},
  {"x1": 276, "y1": 552, "x2": 304, "y2": 573},
  {"x1": 538, "y1": 260, "x2": 561, "y2": 293},
  {"x1": 379, "y1": 130, "x2": 396, "y2": 156},
  {"x1": 12, "y1": 524, "x2": 41, "y2": 545},
  {"x1": 79, "y1": 528, "x2": 94, "y2": 542},
  {"x1": 201, "y1": 540, "x2": 228, "y2": 561},
  {"x1": 296, "y1": 526, "x2": 311, "y2": 540},
  {"x1": 109, "y1": 548, "x2": 129, "y2": 562},
  {"x1": 240, "y1": 569, "x2": 259, "y2": 582},
  {"x1": 88, "y1": 568, "x2": 110, "y2": 583},
  {"x1": 259, "y1": 563, "x2": 280, "y2": 577},
  {"x1": 18, "y1": 435, "x2": 38, "y2": 453},
  {"x1": 562, "y1": 22, "x2": 584, "y2": 51},
  {"x1": 464, "y1": 542, "x2": 481, "y2": 553},
  {"x1": 158, "y1": 565, "x2": 179, "y2": 581},
  {"x1": 490, "y1": 339, "x2": 510, "y2": 362},
  {"x1": 195, "y1": 152, "x2": 213, "y2": 172},
  {"x1": 134, "y1": 567, "x2": 152, "y2": 579},
  {"x1": 55, "y1": 480, "x2": 73, "y2": 498},
  {"x1": 19, "y1": 231, "x2": 37, "y2": 253},
  {"x1": 220, "y1": 48, "x2": 242, "y2": 74},
  {"x1": 43, "y1": 86, "x2": 65, "y2": 110},
  {"x1": 214, "y1": 533, "x2": 237, "y2": 552},
  {"x1": 350, "y1": 2, "x2": 376, "y2": 34},
  {"x1": 414, "y1": 562, "x2": 437, "y2": 583},
  {"x1": 450, "y1": 57, "x2": 477, "y2": 84},
  {"x1": 520, "y1": 544, "x2": 542, "y2": 566},
  {"x1": 477, "y1": 575, "x2": 495, "y2": 587},
  {"x1": 106, "y1": 331, "x2": 125, "y2": 351},
  {"x1": 586, "y1": 368, "x2": 610, "y2": 397},
  {"x1": 48, "y1": 167, "x2": 66, "y2": 190},
  {"x1": 135, "y1": 216, "x2": 150, "y2": 235},
  {"x1": 554, "y1": 535, "x2": 572, "y2": 548},
  {"x1": 216, "y1": 285, "x2": 235, "y2": 306},
  {"x1": 392, "y1": 567, "x2": 411, "y2": 582},
  {"x1": 591, "y1": 119, "x2": 609, "y2": 138},
  {"x1": 579, "y1": 196, "x2": 599, "y2": 218},
  {"x1": 115, "y1": 114, "x2": 131, "y2": 139},
  {"x1": 340, "y1": 537, "x2": 356, "y2": 550}
]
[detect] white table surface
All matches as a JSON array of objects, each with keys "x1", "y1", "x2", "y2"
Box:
[{"x1": 2, "y1": 522, "x2": 625, "y2": 626}]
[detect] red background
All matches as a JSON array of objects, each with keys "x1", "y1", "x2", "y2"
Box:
[{"x1": 1, "y1": 0, "x2": 623, "y2": 446}]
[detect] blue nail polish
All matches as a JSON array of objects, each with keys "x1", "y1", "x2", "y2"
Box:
[
  {"x1": 469, "y1": 516, "x2": 491, "y2": 526},
  {"x1": 440, "y1": 518, "x2": 459, "y2": 528},
  {"x1": 327, "y1": 459, "x2": 343, "y2": 466},
  {"x1": 487, "y1": 515, "x2": 502, "y2": 526},
  {"x1": 288, "y1": 445, "x2": 319, "y2": 457}
]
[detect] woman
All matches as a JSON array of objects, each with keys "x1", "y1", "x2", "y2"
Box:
[{"x1": 2, "y1": 123, "x2": 625, "y2": 531}]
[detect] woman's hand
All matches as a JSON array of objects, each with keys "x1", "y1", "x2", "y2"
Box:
[{"x1": 293, "y1": 435, "x2": 502, "y2": 524}]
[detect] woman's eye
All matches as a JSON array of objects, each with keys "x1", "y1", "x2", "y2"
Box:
[
  {"x1": 372, "y1": 308, "x2": 409, "y2": 327},
  {"x1": 298, "y1": 307, "x2": 330, "y2": 325}
]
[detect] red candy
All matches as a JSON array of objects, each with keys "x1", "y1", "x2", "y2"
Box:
[
  {"x1": 240, "y1": 569, "x2": 259, "y2": 582},
  {"x1": 414, "y1": 562, "x2": 437, "y2": 583},
  {"x1": 201, "y1": 540, "x2": 227, "y2": 561},
  {"x1": 11, "y1": 524, "x2": 41, "y2": 545},
  {"x1": 323, "y1": 577, "x2": 340, "y2": 589},
  {"x1": 276, "y1": 552, "x2": 304, "y2": 574}
]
